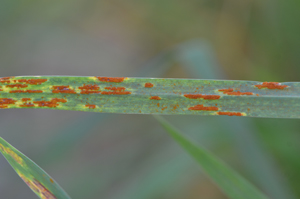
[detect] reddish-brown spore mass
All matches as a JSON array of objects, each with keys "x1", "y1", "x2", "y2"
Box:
[
  {"x1": 10, "y1": 90, "x2": 43, "y2": 93},
  {"x1": 0, "y1": 77, "x2": 12, "y2": 84},
  {"x1": 0, "y1": 98, "x2": 17, "y2": 108},
  {"x1": 85, "y1": 104, "x2": 96, "y2": 109},
  {"x1": 6, "y1": 84, "x2": 28, "y2": 88},
  {"x1": 150, "y1": 96, "x2": 161, "y2": 100},
  {"x1": 188, "y1": 104, "x2": 218, "y2": 111},
  {"x1": 161, "y1": 107, "x2": 167, "y2": 111},
  {"x1": 52, "y1": 86, "x2": 76, "y2": 94},
  {"x1": 34, "y1": 98, "x2": 67, "y2": 108},
  {"x1": 97, "y1": 77, "x2": 125, "y2": 83},
  {"x1": 145, "y1": 83, "x2": 154, "y2": 88},
  {"x1": 218, "y1": 112, "x2": 242, "y2": 116},
  {"x1": 101, "y1": 91, "x2": 131, "y2": 95},
  {"x1": 105, "y1": 87, "x2": 126, "y2": 91},
  {"x1": 20, "y1": 103, "x2": 35, "y2": 107},
  {"x1": 22, "y1": 98, "x2": 32, "y2": 102},
  {"x1": 184, "y1": 94, "x2": 220, "y2": 100},
  {"x1": 255, "y1": 82, "x2": 287, "y2": 89},
  {"x1": 18, "y1": 79, "x2": 47, "y2": 85},
  {"x1": 79, "y1": 84, "x2": 100, "y2": 94},
  {"x1": 219, "y1": 88, "x2": 253, "y2": 96}
]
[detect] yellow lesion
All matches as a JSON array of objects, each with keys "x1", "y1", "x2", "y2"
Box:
[{"x1": 0, "y1": 143, "x2": 24, "y2": 165}]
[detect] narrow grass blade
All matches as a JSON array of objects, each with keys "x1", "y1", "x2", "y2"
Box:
[
  {"x1": 0, "y1": 76, "x2": 299, "y2": 118},
  {"x1": 0, "y1": 137, "x2": 71, "y2": 199},
  {"x1": 154, "y1": 115, "x2": 269, "y2": 199}
]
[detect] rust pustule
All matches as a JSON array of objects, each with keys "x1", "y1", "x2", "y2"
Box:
[
  {"x1": 0, "y1": 77, "x2": 11, "y2": 83},
  {"x1": 79, "y1": 84, "x2": 100, "y2": 94},
  {"x1": 255, "y1": 82, "x2": 287, "y2": 89},
  {"x1": 97, "y1": 77, "x2": 125, "y2": 83},
  {"x1": 34, "y1": 98, "x2": 66, "y2": 108},
  {"x1": 218, "y1": 88, "x2": 233, "y2": 92},
  {"x1": 150, "y1": 96, "x2": 161, "y2": 100},
  {"x1": 10, "y1": 90, "x2": 43, "y2": 93},
  {"x1": 162, "y1": 107, "x2": 167, "y2": 111},
  {"x1": 145, "y1": 83, "x2": 154, "y2": 88},
  {"x1": 219, "y1": 88, "x2": 253, "y2": 96},
  {"x1": 20, "y1": 103, "x2": 35, "y2": 107},
  {"x1": 52, "y1": 86, "x2": 76, "y2": 94},
  {"x1": 0, "y1": 98, "x2": 17, "y2": 108},
  {"x1": 188, "y1": 104, "x2": 218, "y2": 111},
  {"x1": 6, "y1": 84, "x2": 28, "y2": 88},
  {"x1": 105, "y1": 87, "x2": 126, "y2": 91},
  {"x1": 18, "y1": 79, "x2": 47, "y2": 85},
  {"x1": 22, "y1": 98, "x2": 31, "y2": 102},
  {"x1": 85, "y1": 104, "x2": 96, "y2": 109},
  {"x1": 101, "y1": 91, "x2": 131, "y2": 95},
  {"x1": 218, "y1": 112, "x2": 242, "y2": 116},
  {"x1": 184, "y1": 94, "x2": 220, "y2": 100}
]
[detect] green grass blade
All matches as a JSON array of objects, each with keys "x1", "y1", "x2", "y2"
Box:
[
  {"x1": 154, "y1": 115, "x2": 269, "y2": 199},
  {"x1": 0, "y1": 76, "x2": 299, "y2": 118},
  {"x1": 0, "y1": 137, "x2": 71, "y2": 199}
]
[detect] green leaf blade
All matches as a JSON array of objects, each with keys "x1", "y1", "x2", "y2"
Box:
[
  {"x1": 154, "y1": 115, "x2": 269, "y2": 199},
  {"x1": 0, "y1": 76, "x2": 299, "y2": 118},
  {"x1": 0, "y1": 137, "x2": 71, "y2": 199}
]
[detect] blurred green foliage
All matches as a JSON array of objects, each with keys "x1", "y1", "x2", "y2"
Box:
[{"x1": 0, "y1": 0, "x2": 300, "y2": 199}]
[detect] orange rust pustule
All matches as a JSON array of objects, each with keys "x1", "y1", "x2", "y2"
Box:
[
  {"x1": 22, "y1": 98, "x2": 31, "y2": 102},
  {"x1": 145, "y1": 83, "x2": 154, "y2": 88},
  {"x1": 0, "y1": 98, "x2": 17, "y2": 108},
  {"x1": 218, "y1": 88, "x2": 234, "y2": 92},
  {"x1": 0, "y1": 77, "x2": 12, "y2": 84},
  {"x1": 223, "y1": 91, "x2": 253, "y2": 96},
  {"x1": 85, "y1": 104, "x2": 96, "y2": 109},
  {"x1": 101, "y1": 91, "x2": 131, "y2": 95},
  {"x1": 18, "y1": 79, "x2": 47, "y2": 85},
  {"x1": 150, "y1": 96, "x2": 161, "y2": 100},
  {"x1": 52, "y1": 86, "x2": 76, "y2": 94},
  {"x1": 188, "y1": 104, "x2": 218, "y2": 111},
  {"x1": 10, "y1": 90, "x2": 43, "y2": 93},
  {"x1": 20, "y1": 103, "x2": 35, "y2": 107},
  {"x1": 97, "y1": 77, "x2": 125, "y2": 83},
  {"x1": 184, "y1": 94, "x2": 220, "y2": 100},
  {"x1": 34, "y1": 98, "x2": 66, "y2": 108},
  {"x1": 105, "y1": 87, "x2": 126, "y2": 91},
  {"x1": 6, "y1": 84, "x2": 28, "y2": 88},
  {"x1": 79, "y1": 84, "x2": 101, "y2": 94},
  {"x1": 255, "y1": 82, "x2": 287, "y2": 89},
  {"x1": 218, "y1": 112, "x2": 242, "y2": 116},
  {"x1": 161, "y1": 107, "x2": 167, "y2": 111}
]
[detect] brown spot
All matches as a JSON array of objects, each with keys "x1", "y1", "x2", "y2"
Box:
[
  {"x1": 85, "y1": 104, "x2": 96, "y2": 109},
  {"x1": 50, "y1": 178, "x2": 54, "y2": 183},
  {"x1": 18, "y1": 79, "x2": 47, "y2": 85},
  {"x1": 0, "y1": 98, "x2": 17, "y2": 108},
  {"x1": 145, "y1": 83, "x2": 154, "y2": 88},
  {"x1": 79, "y1": 84, "x2": 101, "y2": 94},
  {"x1": 97, "y1": 77, "x2": 125, "y2": 83},
  {"x1": 22, "y1": 98, "x2": 31, "y2": 102},
  {"x1": 255, "y1": 82, "x2": 287, "y2": 89},
  {"x1": 52, "y1": 86, "x2": 76, "y2": 94},
  {"x1": 101, "y1": 91, "x2": 131, "y2": 95},
  {"x1": 34, "y1": 98, "x2": 66, "y2": 108},
  {"x1": 105, "y1": 87, "x2": 126, "y2": 91},
  {"x1": 150, "y1": 96, "x2": 161, "y2": 100},
  {"x1": 162, "y1": 107, "x2": 167, "y2": 111},
  {"x1": 218, "y1": 112, "x2": 242, "y2": 116},
  {"x1": 6, "y1": 84, "x2": 28, "y2": 88},
  {"x1": 188, "y1": 104, "x2": 218, "y2": 111},
  {"x1": 184, "y1": 94, "x2": 220, "y2": 100},
  {"x1": 10, "y1": 90, "x2": 43, "y2": 93}
]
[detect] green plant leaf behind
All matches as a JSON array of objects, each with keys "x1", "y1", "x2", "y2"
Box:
[
  {"x1": 0, "y1": 137, "x2": 71, "y2": 199},
  {"x1": 154, "y1": 115, "x2": 269, "y2": 199}
]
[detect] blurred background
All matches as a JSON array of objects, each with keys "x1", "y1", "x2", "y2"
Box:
[{"x1": 1, "y1": 0, "x2": 300, "y2": 198}]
